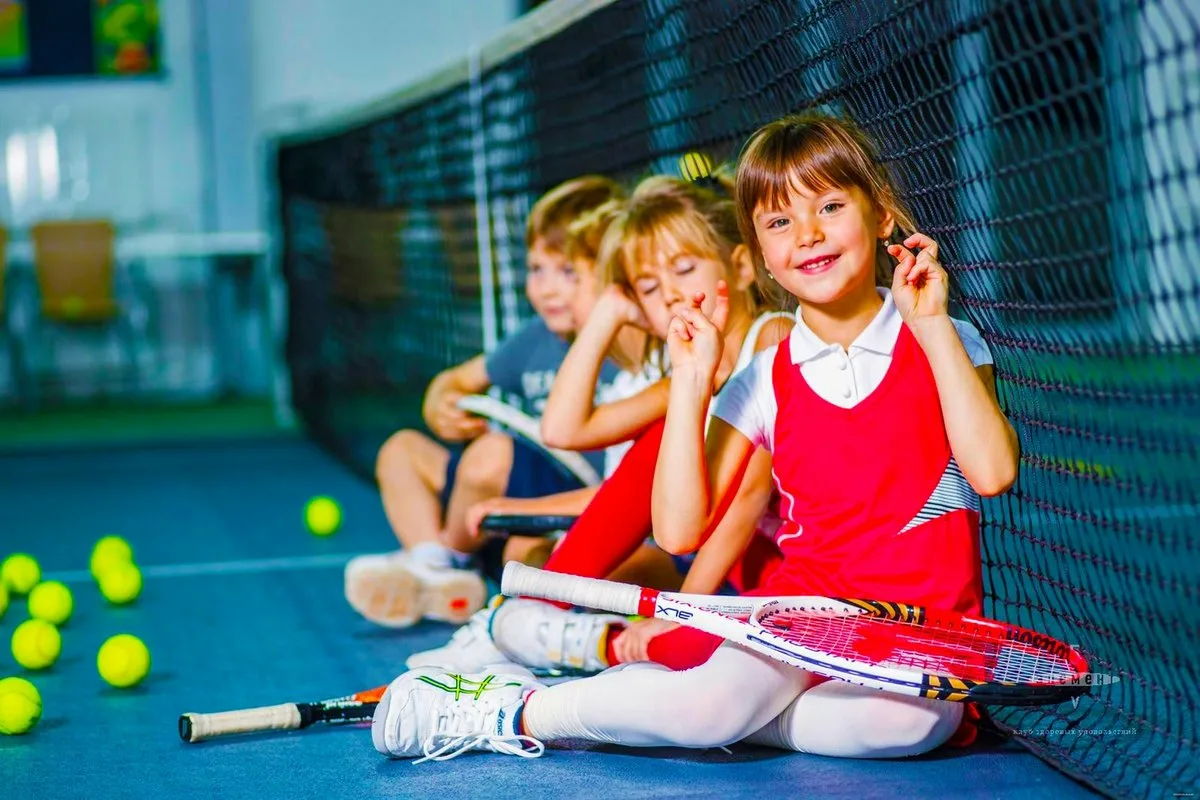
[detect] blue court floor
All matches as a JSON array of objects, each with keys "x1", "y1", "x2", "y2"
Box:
[{"x1": 0, "y1": 439, "x2": 1100, "y2": 799}]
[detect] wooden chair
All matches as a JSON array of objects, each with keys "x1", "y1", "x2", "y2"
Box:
[
  {"x1": 31, "y1": 220, "x2": 121, "y2": 322},
  {"x1": 25, "y1": 220, "x2": 147, "y2": 405}
]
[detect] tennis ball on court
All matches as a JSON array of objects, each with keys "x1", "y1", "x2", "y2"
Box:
[
  {"x1": 304, "y1": 496, "x2": 341, "y2": 536},
  {"x1": 89, "y1": 536, "x2": 134, "y2": 580},
  {"x1": 1, "y1": 554, "x2": 41, "y2": 595},
  {"x1": 12, "y1": 619, "x2": 62, "y2": 671},
  {"x1": 678, "y1": 150, "x2": 714, "y2": 182},
  {"x1": 97, "y1": 634, "x2": 150, "y2": 688},
  {"x1": 98, "y1": 562, "x2": 142, "y2": 605},
  {"x1": 28, "y1": 581, "x2": 73, "y2": 626},
  {"x1": 0, "y1": 677, "x2": 42, "y2": 735}
]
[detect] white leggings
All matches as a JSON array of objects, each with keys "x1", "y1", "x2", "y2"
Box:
[{"x1": 523, "y1": 643, "x2": 963, "y2": 758}]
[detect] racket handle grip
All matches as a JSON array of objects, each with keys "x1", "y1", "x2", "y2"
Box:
[
  {"x1": 502, "y1": 563, "x2": 642, "y2": 615},
  {"x1": 179, "y1": 703, "x2": 303, "y2": 743}
]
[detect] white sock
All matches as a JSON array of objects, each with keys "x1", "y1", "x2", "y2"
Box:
[{"x1": 409, "y1": 542, "x2": 455, "y2": 568}]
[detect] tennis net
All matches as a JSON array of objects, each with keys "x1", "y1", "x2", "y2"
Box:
[{"x1": 272, "y1": 1, "x2": 1199, "y2": 796}]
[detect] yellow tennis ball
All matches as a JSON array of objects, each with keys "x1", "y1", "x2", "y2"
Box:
[
  {"x1": 90, "y1": 536, "x2": 134, "y2": 581},
  {"x1": 97, "y1": 634, "x2": 150, "y2": 688},
  {"x1": 98, "y1": 562, "x2": 142, "y2": 605},
  {"x1": 12, "y1": 619, "x2": 61, "y2": 670},
  {"x1": 28, "y1": 581, "x2": 73, "y2": 626},
  {"x1": 1, "y1": 554, "x2": 41, "y2": 595},
  {"x1": 0, "y1": 677, "x2": 42, "y2": 735},
  {"x1": 678, "y1": 150, "x2": 714, "y2": 182},
  {"x1": 304, "y1": 496, "x2": 341, "y2": 536}
]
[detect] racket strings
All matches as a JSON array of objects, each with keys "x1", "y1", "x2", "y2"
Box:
[{"x1": 758, "y1": 608, "x2": 1076, "y2": 684}]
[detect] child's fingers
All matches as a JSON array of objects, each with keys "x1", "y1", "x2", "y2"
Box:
[
  {"x1": 675, "y1": 305, "x2": 716, "y2": 334},
  {"x1": 903, "y1": 232, "x2": 938, "y2": 260},
  {"x1": 668, "y1": 315, "x2": 693, "y2": 341},
  {"x1": 710, "y1": 280, "x2": 730, "y2": 332}
]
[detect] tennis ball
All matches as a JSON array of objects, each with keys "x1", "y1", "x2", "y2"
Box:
[
  {"x1": 304, "y1": 496, "x2": 341, "y2": 536},
  {"x1": 678, "y1": 150, "x2": 714, "y2": 182},
  {"x1": 1, "y1": 554, "x2": 41, "y2": 595},
  {"x1": 90, "y1": 536, "x2": 134, "y2": 581},
  {"x1": 0, "y1": 677, "x2": 42, "y2": 735},
  {"x1": 97, "y1": 634, "x2": 150, "y2": 688},
  {"x1": 98, "y1": 562, "x2": 142, "y2": 605},
  {"x1": 28, "y1": 581, "x2": 73, "y2": 626},
  {"x1": 12, "y1": 619, "x2": 62, "y2": 670}
]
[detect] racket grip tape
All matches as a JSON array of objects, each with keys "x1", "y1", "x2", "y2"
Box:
[
  {"x1": 501, "y1": 563, "x2": 642, "y2": 615},
  {"x1": 179, "y1": 703, "x2": 304, "y2": 743}
]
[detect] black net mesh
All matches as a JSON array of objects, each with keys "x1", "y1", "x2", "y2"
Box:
[{"x1": 274, "y1": 1, "x2": 1199, "y2": 796}]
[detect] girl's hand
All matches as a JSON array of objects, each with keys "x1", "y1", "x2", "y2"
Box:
[
  {"x1": 595, "y1": 285, "x2": 650, "y2": 331},
  {"x1": 611, "y1": 618, "x2": 679, "y2": 664},
  {"x1": 465, "y1": 497, "x2": 518, "y2": 537},
  {"x1": 888, "y1": 233, "x2": 950, "y2": 328},
  {"x1": 665, "y1": 281, "x2": 730, "y2": 384}
]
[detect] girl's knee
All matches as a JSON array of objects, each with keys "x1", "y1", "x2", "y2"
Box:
[{"x1": 861, "y1": 698, "x2": 962, "y2": 756}]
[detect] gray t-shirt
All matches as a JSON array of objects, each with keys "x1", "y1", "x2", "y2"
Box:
[{"x1": 484, "y1": 316, "x2": 619, "y2": 474}]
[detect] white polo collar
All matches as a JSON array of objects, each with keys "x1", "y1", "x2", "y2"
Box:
[{"x1": 789, "y1": 288, "x2": 901, "y2": 364}]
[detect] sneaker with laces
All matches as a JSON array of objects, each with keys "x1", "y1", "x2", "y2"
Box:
[
  {"x1": 371, "y1": 667, "x2": 546, "y2": 762},
  {"x1": 345, "y1": 550, "x2": 486, "y2": 628},
  {"x1": 492, "y1": 598, "x2": 626, "y2": 673},
  {"x1": 405, "y1": 599, "x2": 508, "y2": 671}
]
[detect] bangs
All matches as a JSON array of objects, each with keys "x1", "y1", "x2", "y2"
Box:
[
  {"x1": 739, "y1": 129, "x2": 876, "y2": 216},
  {"x1": 620, "y1": 208, "x2": 727, "y2": 279}
]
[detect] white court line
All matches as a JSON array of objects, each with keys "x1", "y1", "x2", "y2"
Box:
[{"x1": 43, "y1": 553, "x2": 363, "y2": 584}]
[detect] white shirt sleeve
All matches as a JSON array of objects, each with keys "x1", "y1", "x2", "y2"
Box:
[
  {"x1": 710, "y1": 346, "x2": 778, "y2": 452},
  {"x1": 950, "y1": 318, "x2": 993, "y2": 367}
]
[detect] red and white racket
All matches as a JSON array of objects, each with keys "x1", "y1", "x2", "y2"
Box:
[{"x1": 502, "y1": 563, "x2": 1091, "y2": 706}]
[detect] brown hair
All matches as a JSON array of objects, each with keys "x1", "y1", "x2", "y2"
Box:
[
  {"x1": 735, "y1": 112, "x2": 916, "y2": 284},
  {"x1": 564, "y1": 198, "x2": 624, "y2": 265},
  {"x1": 526, "y1": 175, "x2": 623, "y2": 251},
  {"x1": 595, "y1": 170, "x2": 780, "y2": 366}
]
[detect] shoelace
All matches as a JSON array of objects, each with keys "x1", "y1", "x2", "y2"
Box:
[
  {"x1": 416, "y1": 732, "x2": 545, "y2": 764},
  {"x1": 414, "y1": 704, "x2": 544, "y2": 764}
]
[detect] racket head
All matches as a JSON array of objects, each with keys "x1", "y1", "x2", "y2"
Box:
[
  {"x1": 480, "y1": 514, "x2": 577, "y2": 536},
  {"x1": 751, "y1": 598, "x2": 1092, "y2": 705}
]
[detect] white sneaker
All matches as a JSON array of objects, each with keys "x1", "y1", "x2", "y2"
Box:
[
  {"x1": 491, "y1": 598, "x2": 626, "y2": 673},
  {"x1": 344, "y1": 550, "x2": 486, "y2": 628},
  {"x1": 405, "y1": 601, "x2": 507, "y2": 671},
  {"x1": 371, "y1": 667, "x2": 546, "y2": 763}
]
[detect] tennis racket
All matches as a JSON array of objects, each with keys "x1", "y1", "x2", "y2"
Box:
[
  {"x1": 479, "y1": 513, "x2": 578, "y2": 536},
  {"x1": 457, "y1": 394, "x2": 601, "y2": 486},
  {"x1": 179, "y1": 685, "x2": 386, "y2": 743},
  {"x1": 502, "y1": 563, "x2": 1091, "y2": 706}
]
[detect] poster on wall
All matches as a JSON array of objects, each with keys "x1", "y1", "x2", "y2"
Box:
[
  {"x1": 0, "y1": 0, "x2": 28, "y2": 73},
  {"x1": 94, "y1": 0, "x2": 160, "y2": 76}
]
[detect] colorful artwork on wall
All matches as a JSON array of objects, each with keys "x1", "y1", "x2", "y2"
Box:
[
  {"x1": 0, "y1": 0, "x2": 28, "y2": 72},
  {"x1": 94, "y1": 0, "x2": 159, "y2": 76}
]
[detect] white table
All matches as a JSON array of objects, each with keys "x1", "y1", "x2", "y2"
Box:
[
  {"x1": 4, "y1": 230, "x2": 269, "y2": 264},
  {"x1": 3, "y1": 230, "x2": 290, "y2": 427}
]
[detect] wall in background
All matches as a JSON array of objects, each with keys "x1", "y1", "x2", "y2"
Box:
[
  {"x1": 0, "y1": 0, "x2": 521, "y2": 234},
  {"x1": 0, "y1": 0, "x2": 201, "y2": 232}
]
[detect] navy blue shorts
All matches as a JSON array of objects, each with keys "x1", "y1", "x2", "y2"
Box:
[{"x1": 439, "y1": 436, "x2": 586, "y2": 517}]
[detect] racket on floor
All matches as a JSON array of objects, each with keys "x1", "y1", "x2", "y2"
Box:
[
  {"x1": 502, "y1": 563, "x2": 1091, "y2": 706},
  {"x1": 179, "y1": 685, "x2": 386, "y2": 743},
  {"x1": 479, "y1": 513, "x2": 578, "y2": 537}
]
